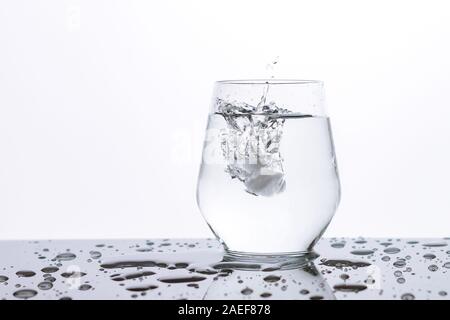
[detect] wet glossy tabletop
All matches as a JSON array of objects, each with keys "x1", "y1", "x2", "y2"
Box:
[{"x1": 0, "y1": 238, "x2": 449, "y2": 300}]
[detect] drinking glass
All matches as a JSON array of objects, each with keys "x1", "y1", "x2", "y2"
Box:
[{"x1": 197, "y1": 80, "x2": 340, "y2": 262}]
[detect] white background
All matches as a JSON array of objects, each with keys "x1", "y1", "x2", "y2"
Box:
[{"x1": 0, "y1": 0, "x2": 449, "y2": 240}]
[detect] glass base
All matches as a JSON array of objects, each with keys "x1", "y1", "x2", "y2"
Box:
[{"x1": 222, "y1": 249, "x2": 319, "y2": 270}]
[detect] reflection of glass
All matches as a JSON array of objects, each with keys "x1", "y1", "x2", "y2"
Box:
[
  {"x1": 197, "y1": 80, "x2": 340, "y2": 259},
  {"x1": 204, "y1": 261, "x2": 335, "y2": 300}
]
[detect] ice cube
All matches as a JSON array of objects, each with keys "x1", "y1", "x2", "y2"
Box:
[{"x1": 217, "y1": 98, "x2": 290, "y2": 197}]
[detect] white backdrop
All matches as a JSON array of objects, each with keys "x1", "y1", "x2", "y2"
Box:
[{"x1": 0, "y1": 0, "x2": 449, "y2": 239}]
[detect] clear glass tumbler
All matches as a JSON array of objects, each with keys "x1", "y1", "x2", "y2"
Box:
[{"x1": 197, "y1": 80, "x2": 340, "y2": 262}]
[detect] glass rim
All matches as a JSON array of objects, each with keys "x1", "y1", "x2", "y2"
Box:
[{"x1": 215, "y1": 79, "x2": 323, "y2": 85}]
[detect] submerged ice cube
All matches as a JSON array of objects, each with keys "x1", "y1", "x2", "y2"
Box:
[{"x1": 217, "y1": 99, "x2": 290, "y2": 196}]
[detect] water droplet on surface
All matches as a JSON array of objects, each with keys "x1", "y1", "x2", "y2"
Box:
[
  {"x1": 263, "y1": 275, "x2": 281, "y2": 283},
  {"x1": 46, "y1": 276, "x2": 56, "y2": 283},
  {"x1": 158, "y1": 276, "x2": 206, "y2": 284},
  {"x1": 320, "y1": 260, "x2": 371, "y2": 269},
  {"x1": 61, "y1": 271, "x2": 86, "y2": 278},
  {"x1": 300, "y1": 289, "x2": 309, "y2": 295},
  {"x1": 340, "y1": 274, "x2": 349, "y2": 281},
  {"x1": 428, "y1": 265, "x2": 438, "y2": 272},
  {"x1": 37, "y1": 281, "x2": 53, "y2": 290},
  {"x1": 0, "y1": 275, "x2": 8, "y2": 283},
  {"x1": 401, "y1": 293, "x2": 415, "y2": 300},
  {"x1": 241, "y1": 287, "x2": 253, "y2": 295},
  {"x1": 79, "y1": 284, "x2": 92, "y2": 291},
  {"x1": 443, "y1": 262, "x2": 450, "y2": 269},
  {"x1": 383, "y1": 247, "x2": 400, "y2": 254},
  {"x1": 333, "y1": 284, "x2": 367, "y2": 293},
  {"x1": 350, "y1": 250, "x2": 374, "y2": 256},
  {"x1": 439, "y1": 291, "x2": 447, "y2": 296},
  {"x1": 423, "y1": 243, "x2": 447, "y2": 247},
  {"x1": 310, "y1": 295, "x2": 324, "y2": 300},
  {"x1": 41, "y1": 267, "x2": 59, "y2": 273},
  {"x1": 381, "y1": 256, "x2": 391, "y2": 262},
  {"x1": 89, "y1": 251, "x2": 102, "y2": 259},
  {"x1": 111, "y1": 271, "x2": 155, "y2": 281},
  {"x1": 397, "y1": 277, "x2": 406, "y2": 284},
  {"x1": 101, "y1": 260, "x2": 157, "y2": 269},
  {"x1": 423, "y1": 254, "x2": 436, "y2": 260},
  {"x1": 393, "y1": 260, "x2": 406, "y2": 268},
  {"x1": 394, "y1": 271, "x2": 402, "y2": 277},
  {"x1": 16, "y1": 271, "x2": 36, "y2": 278},
  {"x1": 260, "y1": 292, "x2": 272, "y2": 298},
  {"x1": 126, "y1": 285, "x2": 158, "y2": 292},
  {"x1": 55, "y1": 253, "x2": 76, "y2": 261},
  {"x1": 13, "y1": 289, "x2": 38, "y2": 299},
  {"x1": 331, "y1": 242, "x2": 345, "y2": 248}
]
